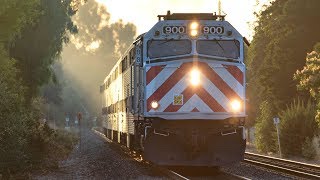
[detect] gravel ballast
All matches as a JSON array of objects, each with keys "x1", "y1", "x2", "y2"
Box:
[
  {"x1": 33, "y1": 128, "x2": 165, "y2": 179},
  {"x1": 33, "y1": 127, "x2": 303, "y2": 180}
]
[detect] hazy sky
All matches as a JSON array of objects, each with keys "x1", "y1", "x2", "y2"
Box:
[{"x1": 96, "y1": 0, "x2": 272, "y2": 40}]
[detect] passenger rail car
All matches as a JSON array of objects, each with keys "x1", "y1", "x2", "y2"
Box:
[{"x1": 100, "y1": 11, "x2": 246, "y2": 166}]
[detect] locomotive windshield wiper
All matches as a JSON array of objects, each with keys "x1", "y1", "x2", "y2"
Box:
[
  {"x1": 234, "y1": 39, "x2": 239, "y2": 48},
  {"x1": 213, "y1": 39, "x2": 225, "y2": 55},
  {"x1": 158, "y1": 38, "x2": 175, "y2": 45}
]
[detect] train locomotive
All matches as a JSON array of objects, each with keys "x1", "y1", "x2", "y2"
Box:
[{"x1": 100, "y1": 11, "x2": 246, "y2": 167}]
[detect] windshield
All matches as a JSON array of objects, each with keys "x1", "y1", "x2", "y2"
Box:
[
  {"x1": 147, "y1": 40, "x2": 192, "y2": 58},
  {"x1": 197, "y1": 40, "x2": 240, "y2": 59}
]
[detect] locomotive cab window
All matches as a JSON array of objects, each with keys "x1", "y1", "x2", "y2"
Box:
[
  {"x1": 197, "y1": 40, "x2": 240, "y2": 59},
  {"x1": 130, "y1": 48, "x2": 135, "y2": 64},
  {"x1": 122, "y1": 56, "x2": 128, "y2": 72},
  {"x1": 147, "y1": 39, "x2": 191, "y2": 58},
  {"x1": 115, "y1": 67, "x2": 118, "y2": 79}
]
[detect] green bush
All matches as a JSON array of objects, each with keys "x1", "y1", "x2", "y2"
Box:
[
  {"x1": 0, "y1": 61, "x2": 77, "y2": 176},
  {"x1": 279, "y1": 99, "x2": 318, "y2": 157},
  {"x1": 301, "y1": 137, "x2": 316, "y2": 160},
  {"x1": 40, "y1": 128, "x2": 79, "y2": 169},
  {"x1": 0, "y1": 47, "x2": 32, "y2": 175}
]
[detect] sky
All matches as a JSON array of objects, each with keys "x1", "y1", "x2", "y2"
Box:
[{"x1": 95, "y1": 0, "x2": 272, "y2": 40}]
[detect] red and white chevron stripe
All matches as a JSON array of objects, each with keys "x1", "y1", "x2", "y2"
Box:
[{"x1": 146, "y1": 61, "x2": 244, "y2": 113}]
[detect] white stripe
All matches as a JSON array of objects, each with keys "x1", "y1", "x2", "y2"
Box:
[
  {"x1": 146, "y1": 62, "x2": 183, "y2": 99},
  {"x1": 178, "y1": 94, "x2": 212, "y2": 112},
  {"x1": 149, "y1": 75, "x2": 188, "y2": 112},
  {"x1": 237, "y1": 65, "x2": 244, "y2": 72},
  {"x1": 210, "y1": 64, "x2": 244, "y2": 98},
  {"x1": 146, "y1": 66, "x2": 151, "y2": 72},
  {"x1": 202, "y1": 75, "x2": 231, "y2": 111}
]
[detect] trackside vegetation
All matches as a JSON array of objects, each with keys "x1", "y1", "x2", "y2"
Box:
[
  {"x1": 279, "y1": 99, "x2": 317, "y2": 158},
  {"x1": 0, "y1": 0, "x2": 80, "y2": 178},
  {"x1": 248, "y1": 0, "x2": 320, "y2": 159}
]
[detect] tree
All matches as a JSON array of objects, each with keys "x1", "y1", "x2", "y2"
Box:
[
  {"x1": 294, "y1": 43, "x2": 320, "y2": 126},
  {"x1": 61, "y1": 0, "x2": 136, "y2": 114},
  {"x1": 247, "y1": 0, "x2": 320, "y2": 125},
  {"x1": 8, "y1": 0, "x2": 78, "y2": 103},
  {"x1": 254, "y1": 101, "x2": 278, "y2": 153},
  {"x1": 0, "y1": 0, "x2": 40, "y2": 44},
  {"x1": 0, "y1": 0, "x2": 80, "y2": 175},
  {"x1": 1, "y1": 1, "x2": 41, "y2": 174}
]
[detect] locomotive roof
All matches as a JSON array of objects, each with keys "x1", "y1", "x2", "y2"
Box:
[{"x1": 158, "y1": 10, "x2": 226, "y2": 21}]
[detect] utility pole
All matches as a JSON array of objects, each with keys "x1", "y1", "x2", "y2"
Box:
[
  {"x1": 78, "y1": 112, "x2": 82, "y2": 152},
  {"x1": 218, "y1": 0, "x2": 222, "y2": 16}
]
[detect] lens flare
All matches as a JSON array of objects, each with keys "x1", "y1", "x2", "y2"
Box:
[
  {"x1": 151, "y1": 101, "x2": 159, "y2": 109},
  {"x1": 190, "y1": 22, "x2": 199, "y2": 29},
  {"x1": 231, "y1": 100, "x2": 241, "y2": 112},
  {"x1": 190, "y1": 69, "x2": 200, "y2": 86},
  {"x1": 190, "y1": 29, "x2": 198, "y2": 36}
]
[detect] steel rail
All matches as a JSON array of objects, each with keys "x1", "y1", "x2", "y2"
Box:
[
  {"x1": 92, "y1": 128, "x2": 190, "y2": 179},
  {"x1": 244, "y1": 152, "x2": 320, "y2": 179},
  {"x1": 93, "y1": 128, "x2": 250, "y2": 180}
]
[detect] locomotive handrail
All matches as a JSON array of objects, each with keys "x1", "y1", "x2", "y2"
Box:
[
  {"x1": 221, "y1": 129, "x2": 237, "y2": 136},
  {"x1": 158, "y1": 10, "x2": 226, "y2": 21},
  {"x1": 154, "y1": 129, "x2": 169, "y2": 137}
]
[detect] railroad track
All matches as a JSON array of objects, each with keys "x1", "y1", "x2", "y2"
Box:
[
  {"x1": 92, "y1": 128, "x2": 188, "y2": 179},
  {"x1": 244, "y1": 152, "x2": 320, "y2": 179},
  {"x1": 92, "y1": 128, "x2": 247, "y2": 180},
  {"x1": 93, "y1": 128, "x2": 320, "y2": 179}
]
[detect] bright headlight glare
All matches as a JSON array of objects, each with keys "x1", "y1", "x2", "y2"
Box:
[
  {"x1": 231, "y1": 100, "x2": 241, "y2": 112},
  {"x1": 190, "y1": 69, "x2": 200, "y2": 86},
  {"x1": 190, "y1": 22, "x2": 199, "y2": 29},
  {"x1": 190, "y1": 30, "x2": 198, "y2": 36},
  {"x1": 151, "y1": 101, "x2": 159, "y2": 109}
]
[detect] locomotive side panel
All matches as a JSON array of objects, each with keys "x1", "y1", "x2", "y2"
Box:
[
  {"x1": 122, "y1": 60, "x2": 131, "y2": 135},
  {"x1": 128, "y1": 65, "x2": 135, "y2": 135},
  {"x1": 102, "y1": 43, "x2": 143, "y2": 147}
]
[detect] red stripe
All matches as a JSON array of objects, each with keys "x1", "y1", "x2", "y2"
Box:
[
  {"x1": 198, "y1": 62, "x2": 241, "y2": 100},
  {"x1": 147, "y1": 63, "x2": 193, "y2": 111},
  {"x1": 164, "y1": 86, "x2": 196, "y2": 112},
  {"x1": 191, "y1": 107, "x2": 199, "y2": 112},
  {"x1": 146, "y1": 65, "x2": 165, "y2": 85},
  {"x1": 223, "y1": 65, "x2": 244, "y2": 85},
  {"x1": 196, "y1": 87, "x2": 226, "y2": 112}
]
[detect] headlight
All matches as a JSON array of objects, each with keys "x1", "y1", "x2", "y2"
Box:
[
  {"x1": 190, "y1": 22, "x2": 199, "y2": 29},
  {"x1": 189, "y1": 22, "x2": 198, "y2": 37},
  {"x1": 190, "y1": 30, "x2": 198, "y2": 36},
  {"x1": 231, "y1": 100, "x2": 241, "y2": 112},
  {"x1": 151, "y1": 101, "x2": 159, "y2": 109},
  {"x1": 190, "y1": 68, "x2": 200, "y2": 86}
]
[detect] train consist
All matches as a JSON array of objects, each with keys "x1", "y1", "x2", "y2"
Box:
[{"x1": 100, "y1": 11, "x2": 246, "y2": 167}]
